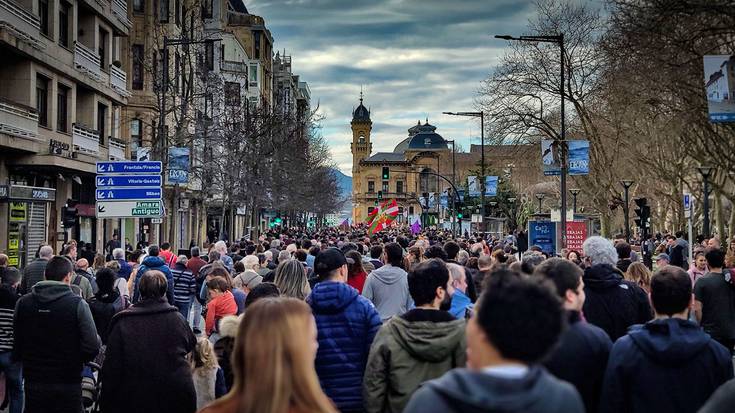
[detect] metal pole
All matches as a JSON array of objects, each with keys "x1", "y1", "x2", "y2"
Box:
[
  {"x1": 559, "y1": 34, "x2": 567, "y2": 250},
  {"x1": 623, "y1": 185, "x2": 630, "y2": 242},
  {"x1": 688, "y1": 214, "x2": 693, "y2": 264},
  {"x1": 572, "y1": 193, "x2": 577, "y2": 214},
  {"x1": 703, "y1": 176, "x2": 710, "y2": 237},
  {"x1": 480, "y1": 112, "x2": 485, "y2": 236}
]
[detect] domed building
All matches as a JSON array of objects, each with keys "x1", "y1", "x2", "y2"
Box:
[{"x1": 350, "y1": 95, "x2": 455, "y2": 225}]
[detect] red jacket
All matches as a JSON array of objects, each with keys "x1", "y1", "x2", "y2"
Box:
[
  {"x1": 348, "y1": 270, "x2": 367, "y2": 294},
  {"x1": 205, "y1": 291, "x2": 237, "y2": 335}
]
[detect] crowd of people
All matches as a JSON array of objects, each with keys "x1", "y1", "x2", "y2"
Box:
[{"x1": 0, "y1": 226, "x2": 734, "y2": 412}]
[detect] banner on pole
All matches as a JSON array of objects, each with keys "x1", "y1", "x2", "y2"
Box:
[
  {"x1": 565, "y1": 221, "x2": 587, "y2": 252},
  {"x1": 485, "y1": 176, "x2": 498, "y2": 196},
  {"x1": 468, "y1": 176, "x2": 480, "y2": 197}
]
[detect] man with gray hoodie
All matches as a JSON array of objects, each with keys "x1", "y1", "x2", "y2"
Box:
[{"x1": 362, "y1": 242, "x2": 413, "y2": 320}]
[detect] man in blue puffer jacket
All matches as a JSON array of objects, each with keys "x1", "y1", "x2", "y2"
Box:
[
  {"x1": 132, "y1": 245, "x2": 174, "y2": 305},
  {"x1": 308, "y1": 248, "x2": 382, "y2": 412}
]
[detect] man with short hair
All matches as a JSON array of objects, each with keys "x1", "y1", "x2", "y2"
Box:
[
  {"x1": 362, "y1": 242, "x2": 414, "y2": 320},
  {"x1": 615, "y1": 242, "x2": 633, "y2": 273},
  {"x1": 133, "y1": 245, "x2": 174, "y2": 305},
  {"x1": 582, "y1": 236, "x2": 652, "y2": 341},
  {"x1": 447, "y1": 263, "x2": 472, "y2": 319},
  {"x1": 171, "y1": 255, "x2": 197, "y2": 321},
  {"x1": 364, "y1": 259, "x2": 465, "y2": 413},
  {"x1": 369, "y1": 245, "x2": 383, "y2": 269},
  {"x1": 73, "y1": 259, "x2": 96, "y2": 299},
  {"x1": 309, "y1": 248, "x2": 382, "y2": 413},
  {"x1": 404, "y1": 271, "x2": 583, "y2": 413},
  {"x1": 600, "y1": 266, "x2": 732, "y2": 413},
  {"x1": 159, "y1": 242, "x2": 176, "y2": 268},
  {"x1": 655, "y1": 253, "x2": 670, "y2": 269},
  {"x1": 694, "y1": 248, "x2": 735, "y2": 353},
  {"x1": 14, "y1": 256, "x2": 100, "y2": 413},
  {"x1": 536, "y1": 258, "x2": 612, "y2": 413},
  {"x1": 19, "y1": 245, "x2": 53, "y2": 294},
  {"x1": 667, "y1": 233, "x2": 688, "y2": 270}
]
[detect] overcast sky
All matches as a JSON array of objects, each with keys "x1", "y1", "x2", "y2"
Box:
[{"x1": 244, "y1": 0, "x2": 539, "y2": 175}]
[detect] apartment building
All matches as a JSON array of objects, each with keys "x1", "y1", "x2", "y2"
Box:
[{"x1": 0, "y1": 0, "x2": 131, "y2": 264}]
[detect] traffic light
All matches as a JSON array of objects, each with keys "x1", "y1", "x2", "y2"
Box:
[
  {"x1": 457, "y1": 211, "x2": 463, "y2": 219},
  {"x1": 634, "y1": 198, "x2": 650, "y2": 234},
  {"x1": 382, "y1": 167, "x2": 390, "y2": 180},
  {"x1": 377, "y1": 190, "x2": 383, "y2": 200},
  {"x1": 62, "y1": 201, "x2": 78, "y2": 228}
]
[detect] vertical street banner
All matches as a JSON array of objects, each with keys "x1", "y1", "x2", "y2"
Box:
[
  {"x1": 440, "y1": 193, "x2": 448, "y2": 208},
  {"x1": 541, "y1": 140, "x2": 561, "y2": 176},
  {"x1": 427, "y1": 192, "x2": 436, "y2": 209},
  {"x1": 468, "y1": 176, "x2": 480, "y2": 197},
  {"x1": 485, "y1": 176, "x2": 498, "y2": 196},
  {"x1": 529, "y1": 220, "x2": 557, "y2": 255},
  {"x1": 568, "y1": 140, "x2": 590, "y2": 175},
  {"x1": 565, "y1": 221, "x2": 587, "y2": 252},
  {"x1": 456, "y1": 188, "x2": 465, "y2": 203},
  {"x1": 167, "y1": 147, "x2": 190, "y2": 184},
  {"x1": 542, "y1": 140, "x2": 590, "y2": 175},
  {"x1": 703, "y1": 55, "x2": 735, "y2": 122}
]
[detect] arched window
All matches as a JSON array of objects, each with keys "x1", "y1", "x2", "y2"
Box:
[
  {"x1": 419, "y1": 168, "x2": 437, "y2": 193},
  {"x1": 358, "y1": 133, "x2": 366, "y2": 144}
]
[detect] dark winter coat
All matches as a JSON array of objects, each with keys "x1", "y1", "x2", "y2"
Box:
[
  {"x1": 132, "y1": 256, "x2": 174, "y2": 304},
  {"x1": 87, "y1": 291, "x2": 127, "y2": 344},
  {"x1": 544, "y1": 310, "x2": 612, "y2": 413},
  {"x1": 116, "y1": 258, "x2": 133, "y2": 281},
  {"x1": 19, "y1": 257, "x2": 48, "y2": 294},
  {"x1": 600, "y1": 318, "x2": 733, "y2": 413},
  {"x1": 403, "y1": 366, "x2": 584, "y2": 413},
  {"x1": 308, "y1": 280, "x2": 382, "y2": 413},
  {"x1": 101, "y1": 297, "x2": 196, "y2": 413},
  {"x1": 669, "y1": 243, "x2": 688, "y2": 270},
  {"x1": 583, "y1": 264, "x2": 653, "y2": 341}
]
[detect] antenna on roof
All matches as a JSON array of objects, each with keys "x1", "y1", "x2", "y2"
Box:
[{"x1": 360, "y1": 85, "x2": 364, "y2": 103}]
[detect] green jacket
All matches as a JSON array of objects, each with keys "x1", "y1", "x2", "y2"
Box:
[{"x1": 363, "y1": 309, "x2": 466, "y2": 413}]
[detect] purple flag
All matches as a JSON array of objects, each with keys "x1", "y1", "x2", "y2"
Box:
[{"x1": 410, "y1": 219, "x2": 422, "y2": 235}]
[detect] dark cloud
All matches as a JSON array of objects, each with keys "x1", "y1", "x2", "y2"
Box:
[{"x1": 244, "y1": 0, "x2": 539, "y2": 173}]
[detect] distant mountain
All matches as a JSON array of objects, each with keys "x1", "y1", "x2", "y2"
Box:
[{"x1": 332, "y1": 168, "x2": 352, "y2": 199}]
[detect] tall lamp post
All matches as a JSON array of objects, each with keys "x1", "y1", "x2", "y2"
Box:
[
  {"x1": 495, "y1": 33, "x2": 567, "y2": 248},
  {"x1": 444, "y1": 111, "x2": 484, "y2": 233},
  {"x1": 535, "y1": 193, "x2": 546, "y2": 214},
  {"x1": 697, "y1": 166, "x2": 715, "y2": 237},
  {"x1": 507, "y1": 197, "x2": 517, "y2": 231},
  {"x1": 569, "y1": 188, "x2": 581, "y2": 214},
  {"x1": 620, "y1": 180, "x2": 634, "y2": 242},
  {"x1": 446, "y1": 140, "x2": 458, "y2": 237}
]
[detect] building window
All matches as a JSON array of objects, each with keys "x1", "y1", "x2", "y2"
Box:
[
  {"x1": 367, "y1": 181, "x2": 375, "y2": 193},
  {"x1": 159, "y1": 0, "x2": 169, "y2": 22},
  {"x1": 205, "y1": 41, "x2": 214, "y2": 71},
  {"x1": 57, "y1": 84, "x2": 69, "y2": 132},
  {"x1": 396, "y1": 180, "x2": 404, "y2": 194},
  {"x1": 248, "y1": 97, "x2": 257, "y2": 113},
  {"x1": 97, "y1": 103, "x2": 107, "y2": 145},
  {"x1": 382, "y1": 181, "x2": 389, "y2": 192},
  {"x1": 131, "y1": 118, "x2": 143, "y2": 150},
  {"x1": 132, "y1": 44, "x2": 144, "y2": 90},
  {"x1": 38, "y1": 0, "x2": 49, "y2": 36},
  {"x1": 249, "y1": 64, "x2": 258, "y2": 87},
  {"x1": 254, "y1": 32, "x2": 261, "y2": 59},
  {"x1": 174, "y1": 0, "x2": 181, "y2": 26},
  {"x1": 419, "y1": 168, "x2": 437, "y2": 193},
  {"x1": 201, "y1": 0, "x2": 212, "y2": 18},
  {"x1": 174, "y1": 52, "x2": 180, "y2": 92},
  {"x1": 99, "y1": 28, "x2": 108, "y2": 71},
  {"x1": 58, "y1": 1, "x2": 70, "y2": 48},
  {"x1": 36, "y1": 74, "x2": 49, "y2": 128},
  {"x1": 133, "y1": 0, "x2": 144, "y2": 13},
  {"x1": 225, "y1": 82, "x2": 240, "y2": 106}
]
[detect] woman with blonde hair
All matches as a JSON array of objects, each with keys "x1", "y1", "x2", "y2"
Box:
[
  {"x1": 625, "y1": 262, "x2": 653, "y2": 293},
  {"x1": 199, "y1": 297, "x2": 337, "y2": 413},
  {"x1": 274, "y1": 259, "x2": 311, "y2": 300},
  {"x1": 191, "y1": 337, "x2": 227, "y2": 409}
]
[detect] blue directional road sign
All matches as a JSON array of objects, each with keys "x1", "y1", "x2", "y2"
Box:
[
  {"x1": 96, "y1": 175, "x2": 162, "y2": 188},
  {"x1": 96, "y1": 188, "x2": 162, "y2": 201},
  {"x1": 96, "y1": 161, "x2": 162, "y2": 174}
]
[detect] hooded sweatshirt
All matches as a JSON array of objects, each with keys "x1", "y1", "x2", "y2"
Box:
[
  {"x1": 403, "y1": 365, "x2": 583, "y2": 413},
  {"x1": 133, "y1": 255, "x2": 174, "y2": 304},
  {"x1": 362, "y1": 264, "x2": 414, "y2": 320},
  {"x1": 363, "y1": 309, "x2": 466, "y2": 413},
  {"x1": 599, "y1": 318, "x2": 733, "y2": 413},
  {"x1": 308, "y1": 280, "x2": 382, "y2": 413},
  {"x1": 582, "y1": 264, "x2": 652, "y2": 340}
]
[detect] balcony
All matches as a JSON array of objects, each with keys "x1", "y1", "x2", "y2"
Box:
[
  {"x1": 221, "y1": 60, "x2": 247, "y2": 74},
  {"x1": 111, "y1": 0, "x2": 132, "y2": 28},
  {"x1": 110, "y1": 65, "x2": 130, "y2": 96},
  {"x1": 109, "y1": 138, "x2": 126, "y2": 160},
  {"x1": 74, "y1": 41, "x2": 101, "y2": 81},
  {"x1": 73, "y1": 123, "x2": 99, "y2": 154},
  {"x1": 0, "y1": 0, "x2": 44, "y2": 50},
  {"x1": 0, "y1": 97, "x2": 39, "y2": 141}
]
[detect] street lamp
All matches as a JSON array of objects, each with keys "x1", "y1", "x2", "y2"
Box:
[
  {"x1": 495, "y1": 33, "x2": 567, "y2": 248},
  {"x1": 697, "y1": 166, "x2": 715, "y2": 237},
  {"x1": 620, "y1": 180, "x2": 634, "y2": 242},
  {"x1": 569, "y1": 188, "x2": 581, "y2": 214},
  {"x1": 535, "y1": 193, "x2": 546, "y2": 213},
  {"x1": 444, "y1": 111, "x2": 485, "y2": 233}
]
